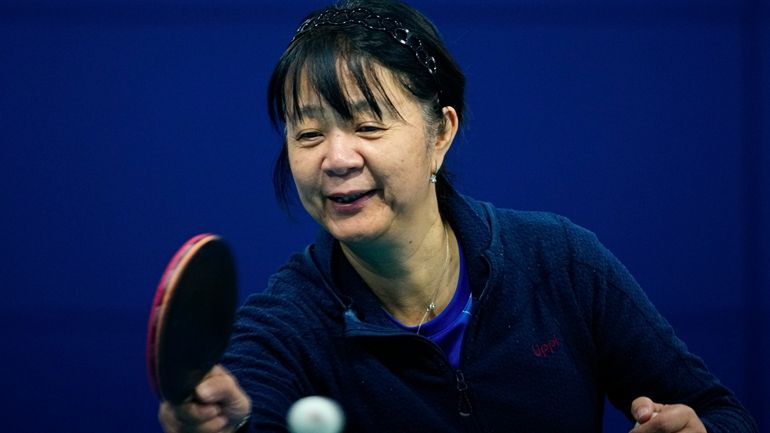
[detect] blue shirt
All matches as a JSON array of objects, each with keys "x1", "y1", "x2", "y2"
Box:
[{"x1": 388, "y1": 244, "x2": 472, "y2": 369}]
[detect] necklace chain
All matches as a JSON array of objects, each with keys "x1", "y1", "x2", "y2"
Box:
[{"x1": 416, "y1": 224, "x2": 451, "y2": 335}]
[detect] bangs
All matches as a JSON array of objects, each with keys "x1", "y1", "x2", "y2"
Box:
[{"x1": 269, "y1": 32, "x2": 403, "y2": 127}]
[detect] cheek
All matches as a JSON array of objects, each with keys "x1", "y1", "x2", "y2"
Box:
[
  {"x1": 287, "y1": 148, "x2": 307, "y2": 180},
  {"x1": 287, "y1": 151, "x2": 319, "y2": 201}
]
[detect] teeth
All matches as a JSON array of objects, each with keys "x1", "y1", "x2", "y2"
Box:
[{"x1": 331, "y1": 192, "x2": 366, "y2": 203}]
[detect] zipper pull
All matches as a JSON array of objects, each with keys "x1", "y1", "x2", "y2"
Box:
[{"x1": 455, "y1": 370, "x2": 473, "y2": 417}]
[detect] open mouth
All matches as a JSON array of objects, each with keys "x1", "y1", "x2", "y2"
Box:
[{"x1": 328, "y1": 190, "x2": 375, "y2": 204}]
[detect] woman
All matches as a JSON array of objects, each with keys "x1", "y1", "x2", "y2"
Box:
[{"x1": 159, "y1": 1, "x2": 757, "y2": 432}]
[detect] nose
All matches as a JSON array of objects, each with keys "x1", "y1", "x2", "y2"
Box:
[{"x1": 321, "y1": 130, "x2": 364, "y2": 177}]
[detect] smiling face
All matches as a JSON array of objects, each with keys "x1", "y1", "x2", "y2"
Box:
[{"x1": 285, "y1": 63, "x2": 455, "y2": 248}]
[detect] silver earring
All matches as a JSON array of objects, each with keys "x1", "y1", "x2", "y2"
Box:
[{"x1": 429, "y1": 173, "x2": 438, "y2": 184}]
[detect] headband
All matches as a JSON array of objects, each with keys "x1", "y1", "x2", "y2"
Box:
[{"x1": 292, "y1": 7, "x2": 438, "y2": 78}]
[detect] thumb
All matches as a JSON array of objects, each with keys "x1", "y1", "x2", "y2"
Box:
[
  {"x1": 195, "y1": 365, "x2": 251, "y2": 423},
  {"x1": 630, "y1": 396, "x2": 657, "y2": 423},
  {"x1": 195, "y1": 366, "x2": 246, "y2": 405}
]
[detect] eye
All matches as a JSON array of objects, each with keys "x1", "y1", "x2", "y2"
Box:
[
  {"x1": 294, "y1": 130, "x2": 323, "y2": 146},
  {"x1": 297, "y1": 131, "x2": 321, "y2": 140},
  {"x1": 356, "y1": 124, "x2": 386, "y2": 135}
]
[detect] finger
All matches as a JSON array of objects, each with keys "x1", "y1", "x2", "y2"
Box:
[
  {"x1": 159, "y1": 402, "x2": 181, "y2": 433},
  {"x1": 195, "y1": 366, "x2": 237, "y2": 403},
  {"x1": 174, "y1": 401, "x2": 223, "y2": 425},
  {"x1": 631, "y1": 412, "x2": 660, "y2": 433},
  {"x1": 651, "y1": 405, "x2": 697, "y2": 432},
  {"x1": 178, "y1": 413, "x2": 229, "y2": 433},
  {"x1": 631, "y1": 396, "x2": 665, "y2": 423},
  {"x1": 190, "y1": 365, "x2": 251, "y2": 431},
  {"x1": 631, "y1": 396, "x2": 654, "y2": 423},
  {"x1": 630, "y1": 404, "x2": 701, "y2": 433},
  {"x1": 195, "y1": 366, "x2": 251, "y2": 418}
]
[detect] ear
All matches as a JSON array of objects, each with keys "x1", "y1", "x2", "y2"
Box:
[{"x1": 431, "y1": 106, "x2": 459, "y2": 170}]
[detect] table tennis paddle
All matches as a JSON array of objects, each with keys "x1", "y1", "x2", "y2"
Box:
[{"x1": 146, "y1": 233, "x2": 237, "y2": 404}]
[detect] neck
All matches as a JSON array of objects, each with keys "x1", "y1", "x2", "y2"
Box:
[{"x1": 341, "y1": 219, "x2": 459, "y2": 326}]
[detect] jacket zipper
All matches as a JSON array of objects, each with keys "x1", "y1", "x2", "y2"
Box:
[
  {"x1": 451, "y1": 254, "x2": 492, "y2": 427},
  {"x1": 412, "y1": 335, "x2": 476, "y2": 420},
  {"x1": 455, "y1": 370, "x2": 473, "y2": 417}
]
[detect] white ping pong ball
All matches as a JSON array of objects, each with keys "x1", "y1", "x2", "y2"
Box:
[{"x1": 286, "y1": 396, "x2": 345, "y2": 433}]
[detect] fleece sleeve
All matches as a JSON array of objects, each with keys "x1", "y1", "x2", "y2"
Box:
[
  {"x1": 221, "y1": 289, "x2": 318, "y2": 433},
  {"x1": 559, "y1": 218, "x2": 758, "y2": 433}
]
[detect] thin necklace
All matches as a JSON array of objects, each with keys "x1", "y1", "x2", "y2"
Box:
[{"x1": 416, "y1": 224, "x2": 451, "y2": 335}]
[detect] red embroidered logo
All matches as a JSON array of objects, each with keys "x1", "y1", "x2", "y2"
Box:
[{"x1": 532, "y1": 336, "x2": 560, "y2": 357}]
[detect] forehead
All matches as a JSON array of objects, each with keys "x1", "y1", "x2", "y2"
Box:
[{"x1": 285, "y1": 59, "x2": 412, "y2": 123}]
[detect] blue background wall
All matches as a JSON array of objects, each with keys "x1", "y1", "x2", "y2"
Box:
[{"x1": 1, "y1": 1, "x2": 767, "y2": 431}]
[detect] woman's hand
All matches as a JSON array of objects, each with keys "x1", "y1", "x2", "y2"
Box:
[
  {"x1": 629, "y1": 396, "x2": 706, "y2": 433},
  {"x1": 158, "y1": 365, "x2": 251, "y2": 433}
]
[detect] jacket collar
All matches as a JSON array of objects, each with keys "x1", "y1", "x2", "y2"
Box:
[{"x1": 306, "y1": 185, "x2": 503, "y2": 331}]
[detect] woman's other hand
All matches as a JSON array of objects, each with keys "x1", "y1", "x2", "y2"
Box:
[{"x1": 629, "y1": 396, "x2": 706, "y2": 433}]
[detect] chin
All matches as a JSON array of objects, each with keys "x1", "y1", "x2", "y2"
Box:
[
  {"x1": 328, "y1": 229, "x2": 376, "y2": 245},
  {"x1": 325, "y1": 221, "x2": 384, "y2": 246}
]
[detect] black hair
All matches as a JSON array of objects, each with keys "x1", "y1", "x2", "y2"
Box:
[{"x1": 267, "y1": 0, "x2": 465, "y2": 211}]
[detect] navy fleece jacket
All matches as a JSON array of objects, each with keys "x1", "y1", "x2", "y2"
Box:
[{"x1": 223, "y1": 188, "x2": 756, "y2": 432}]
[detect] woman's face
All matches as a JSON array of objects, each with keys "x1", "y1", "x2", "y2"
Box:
[{"x1": 285, "y1": 65, "x2": 454, "y2": 247}]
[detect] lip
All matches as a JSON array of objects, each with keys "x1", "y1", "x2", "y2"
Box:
[{"x1": 326, "y1": 189, "x2": 376, "y2": 214}]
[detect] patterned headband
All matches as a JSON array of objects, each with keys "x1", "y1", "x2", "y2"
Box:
[{"x1": 292, "y1": 7, "x2": 438, "y2": 78}]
